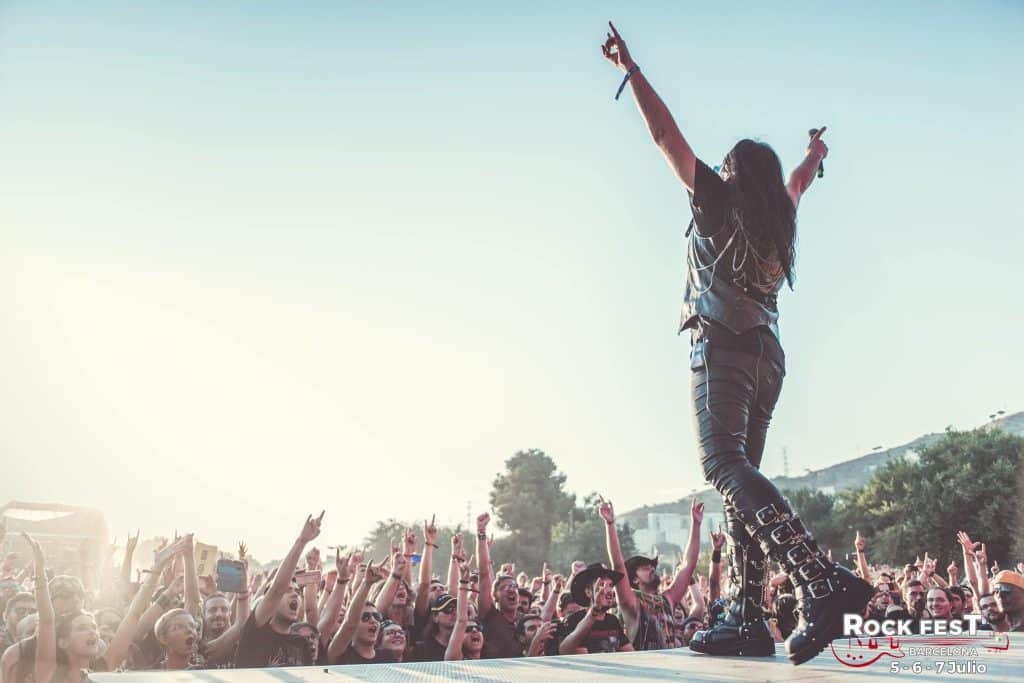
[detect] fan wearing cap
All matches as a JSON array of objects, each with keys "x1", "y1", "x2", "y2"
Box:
[
  {"x1": 558, "y1": 564, "x2": 633, "y2": 655},
  {"x1": 992, "y1": 571, "x2": 1024, "y2": 632},
  {"x1": 411, "y1": 592, "x2": 458, "y2": 661},
  {"x1": 976, "y1": 592, "x2": 1009, "y2": 632},
  {"x1": 598, "y1": 497, "x2": 704, "y2": 650}
]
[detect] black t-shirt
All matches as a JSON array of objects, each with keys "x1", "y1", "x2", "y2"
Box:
[
  {"x1": 410, "y1": 635, "x2": 448, "y2": 662},
  {"x1": 480, "y1": 609, "x2": 522, "y2": 659},
  {"x1": 563, "y1": 610, "x2": 629, "y2": 654},
  {"x1": 234, "y1": 613, "x2": 311, "y2": 668},
  {"x1": 336, "y1": 647, "x2": 394, "y2": 665}
]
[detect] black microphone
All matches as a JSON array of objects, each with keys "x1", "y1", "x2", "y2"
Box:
[{"x1": 808, "y1": 128, "x2": 825, "y2": 178}]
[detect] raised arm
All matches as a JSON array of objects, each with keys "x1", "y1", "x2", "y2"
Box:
[
  {"x1": 448, "y1": 534, "x2": 466, "y2": 597},
  {"x1": 318, "y1": 550, "x2": 352, "y2": 637},
  {"x1": 204, "y1": 548, "x2": 250, "y2": 662},
  {"x1": 974, "y1": 543, "x2": 991, "y2": 596},
  {"x1": 105, "y1": 537, "x2": 187, "y2": 671},
  {"x1": 414, "y1": 515, "x2": 438, "y2": 620},
  {"x1": 708, "y1": 524, "x2": 726, "y2": 602},
  {"x1": 119, "y1": 530, "x2": 139, "y2": 589},
  {"x1": 539, "y1": 574, "x2": 564, "y2": 623},
  {"x1": 602, "y1": 22, "x2": 696, "y2": 192},
  {"x1": 475, "y1": 513, "x2": 495, "y2": 618},
  {"x1": 854, "y1": 531, "x2": 873, "y2": 584},
  {"x1": 598, "y1": 497, "x2": 639, "y2": 624},
  {"x1": 327, "y1": 561, "x2": 385, "y2": 663},
  {"x1": 182, "y1": 534, "x2": 202, "y2": 620},
  {"x1": 957, "y1": 531, "x2": 981, "y2": 596},
  {"x1": 786, "y1": 127, "x2": 828, "y2": 207},
  {"x1": 445, "y1": 561, "x2": 472, "y2": 662},
  {"x1": 23, "y1": 534, "x2": 56, "y2": 683},
  {"x1": 375, "y1": 551, "x2": 408, "y2": 614},
  {"x1": 255, "y1": 512, "x2": 324, "y2": 627},
  {"x1": 665, "y1": 499, "x2": 704, "y2": 606}
]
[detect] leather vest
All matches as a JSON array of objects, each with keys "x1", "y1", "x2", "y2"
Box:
[{"x1": 678, "y1": 219, "x2": 782, "y2": 339}]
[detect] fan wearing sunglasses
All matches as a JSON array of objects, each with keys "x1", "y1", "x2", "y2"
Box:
[
  {"x1": 327, "y1": 559, "x2": 389, "y2": 665},
  {"x1": 445, "y1": 561, "x2": 484, "y2": 661}
]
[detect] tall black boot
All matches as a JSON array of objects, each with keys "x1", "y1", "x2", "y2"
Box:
[
  {"x1": 688, "y1": 540, "x2": 775, "y2": 656},
  {"x1": 739, "y1": 503, "x2": 872, "y2": 665}
]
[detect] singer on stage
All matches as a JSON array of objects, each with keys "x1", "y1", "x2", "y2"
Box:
[{"x1": 601, "y1": 22, "x2": 871, "y2": 665}]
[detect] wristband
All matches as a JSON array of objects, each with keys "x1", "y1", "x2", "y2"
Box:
[
  {"x1": 336, "y1": 578, "x2": 350, "y2": 586},
  {"x1": 614, "y1": 65, "x2": 640, "y2": 101},
  {"x1": 392, "y1": 573, "x2": 403, "y2": 580},
  {"x1": 426, "y1": 542, "x2": 439, "y2": 549},
  {"x1": 477, "y1": 533, "x2": 487, "y2": 540},
  {"x1": 459, "y1": 579, "x2": 470, "y2": 584}
]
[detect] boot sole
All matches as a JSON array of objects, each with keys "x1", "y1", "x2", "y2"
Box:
[
  {"x1": 690, "y1": 638, "x2": 776, "y2": 657},
  {"x1": 787, "y1": 579, "x2": 873, "y2": 665}
]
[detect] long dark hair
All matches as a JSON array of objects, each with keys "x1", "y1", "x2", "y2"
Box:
[{"x1": 721, "y1": 139, "x2": 797, "y2": 290}]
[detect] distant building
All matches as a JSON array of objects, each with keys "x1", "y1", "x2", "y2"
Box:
[{"x1": 629, "y1": 511, "x2": 724, "y2": 555}]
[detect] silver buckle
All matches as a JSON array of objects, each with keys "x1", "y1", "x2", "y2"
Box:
[
  {"x1": 807, "y1": 579, "x2": 833, "y2": 599},
  {"x1": 795, "y1": 558, "x2": 828, "y2": 583},
  {"x1": 786, "y1": 544, "x2": 812, "y2": 566},
  {"x1": 755, "y1": 505, "x2": 784, "y2": 525},
  {"x1": 770, "y1": 522, "x2": 800, "y2": 545}
]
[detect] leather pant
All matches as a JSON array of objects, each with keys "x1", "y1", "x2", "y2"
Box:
[{"x1": 689, "y1": 326, "x2": 789, "y2": 545}]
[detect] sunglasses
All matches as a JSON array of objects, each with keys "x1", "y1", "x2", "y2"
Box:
[
  {"x1": 360, "y1": 612, "x2": 383, "y2": 623},
  {"x1": 465, "y1": 624, "x2": 482, "y2": 634}
]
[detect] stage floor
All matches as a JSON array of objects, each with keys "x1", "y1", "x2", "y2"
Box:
[{"x1": 91, "y1": 632, "x2": 1022, "y2": 682}]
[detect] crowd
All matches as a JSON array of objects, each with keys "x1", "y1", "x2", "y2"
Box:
[{"x1": 1, "y1": 504, "x2": 1021, "y2": 682}]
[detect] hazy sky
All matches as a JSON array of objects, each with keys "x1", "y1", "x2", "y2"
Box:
[{"x1": 3, "y1": 1, "x2": 1021, "y2": 560}]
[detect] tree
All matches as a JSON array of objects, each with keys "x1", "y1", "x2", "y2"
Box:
[
  {"x1": 489, "y1": 449, "x2": 576, "y2": 574},
  {"x1": 782, "y1": 487, "x2": 847, "y2": 557},
  {"x1": 547, "y1": 492, "x2": 638, "y2": 573},
  {"x1": 835, "y1": 428, "x2": 1022, "y2": 569},
  {"x1": 361, "y1": 518, "x2": 463, "y2": 578}
]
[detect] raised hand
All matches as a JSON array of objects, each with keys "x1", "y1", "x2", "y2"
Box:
[
  {"x1": 500, "y1": 562, "x2": 515, "y2": 577},
  {"x1": 154, "y1": 536, "x2": 189, "y2": 569},
  {"x1": 451, "y1": 534, "x2": 467, "y2": 563},
  {"x1": 457, "y1": 560, "x2": 471, "y2": 583},
  {"x1": 306, "y1": 546, "x2": 322, "y2": 571},
  {"x1": 807, "y1": 126, "x2": 829, "y2": 161},
  {"x1": 601, "y1": 21, "x2": 635, "y2": 73},
  {"x1": 476, "y1": 512, "x2": 491, "y2": 535},
  {"x1": 947, "y1": 561, "x2": 959, "y2": 578},
  {"x1": 957, "y1": 531, "x2": 980, "y2": 555},
  {"x1": 22, "y1": 533, "x2": 46, "y2": 573},
  {"x1": 854, "y1": 531, "x2": 865, "y2": 553},
  {"x1": 238, "y1": 542, "x2": 247, "y2": 561},
  {"x1": 393, "y1": 551, "x2": 409, "y2": 576},
  {"x1": 365, "y1": 560, "x2": 388, "y2": 585},
  {"x1": 553, "y1": 574, "x2": 566, "y2": 593},
  {"x1": 300, "y1": 512, "x2": 325, "y2": 544},
  {"x1": 336, "y1": 550, "x2": 356, "y2": 583},
  {"x1": 976, "y1": 544, "x2": 989, "y2": 568},
  {"x1": 424, "y1": 515, "x2": 438, "y2": 546},
  {"x1": 690, "y1": 497, "x2": 705, "y2": 525},
  {"x1": 542, "y1": 562, "x2": 552, "y2": 585},
  {"x1": 710, "y1": 524, "x2": 726, "y2": 551},
  {"x1": 597, "y1": 496, "x2": 615, "y2": 524},
  {"x1": 403, "y1": 527, "x2": 417, "y2": 555},
  {"x1": 126, "y1": 530, "x2": 140, "y2": 555}
]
